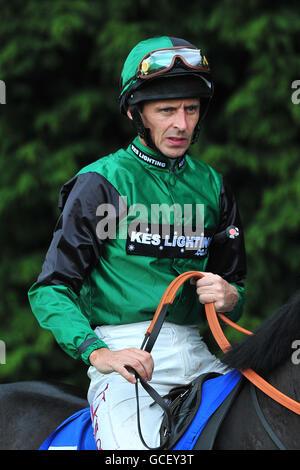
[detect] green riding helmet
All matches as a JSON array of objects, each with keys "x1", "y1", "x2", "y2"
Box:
[{"x1": 119, "y1": 36, "x2": 214, "y2": 149}]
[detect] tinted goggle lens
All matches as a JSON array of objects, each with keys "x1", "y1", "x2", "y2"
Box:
[{"x1": 138, "y1": 48, "x2": 209, "y2": 78}]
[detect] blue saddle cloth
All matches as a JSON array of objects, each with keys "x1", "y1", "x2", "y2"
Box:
[
  {"x1": 39, "y1": 369, "x2": 241, "y2": 450},
  {"x1": 39, "y1": 406, "x2": 97, "y2": 450}
]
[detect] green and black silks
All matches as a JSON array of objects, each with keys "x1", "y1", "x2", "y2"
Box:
[{"x1": 28, "y1": 137, "x2": 246, "y2": 364}]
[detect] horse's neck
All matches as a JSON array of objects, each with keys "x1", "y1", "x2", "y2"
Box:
[
  {"x1": 255, "y1": 358, "x2": 300, "y2": 449},
  {"x1": 263, "y1": 357, "x2": 300, "y2": 403}
]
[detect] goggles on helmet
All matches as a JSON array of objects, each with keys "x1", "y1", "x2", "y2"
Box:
[{"x1": 136, "y1": 47, "x2": 210, "y2": 79}]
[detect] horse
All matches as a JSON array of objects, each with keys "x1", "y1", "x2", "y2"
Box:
[
  {"x1": 215, "y1": 290, "x2": 300, "y2": 450},
  {"x1": 0, "y1": 381, "x2": 88, "y2": 450},
  {"x1": 1, "y1": 291, "x2": 300, "y2": 450}
]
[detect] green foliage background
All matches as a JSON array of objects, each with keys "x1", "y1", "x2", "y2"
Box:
[{"x1": 0, "y1": 0, "x2": 299, "y2": 389}]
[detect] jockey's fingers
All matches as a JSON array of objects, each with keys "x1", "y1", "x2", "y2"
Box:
[
  {"x1": 113, "y1": 362, "x2": 150, "y2": 384},
  {"x1": 111, "y1": 349, "x2": 154, "y2": 383},
  {"x1": 117, "y1": 365, "x2": 138, "y2": 384},
  {"x1": 196, "y1": 285, "x2": 225, "y2": 299},
  {"x1": 125, "y1": 355, "x2": 153, "y2": 382},
  {"x1": 197, "y1": 292, "x2": 213, "y2": 303},
  {"x1": 195, "y1": 272, "x2": 221, "y2": 288}
]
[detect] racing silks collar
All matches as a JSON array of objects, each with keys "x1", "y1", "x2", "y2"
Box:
[{"x1": 128, "y1": 137, "x2": 186, "y2": 171}]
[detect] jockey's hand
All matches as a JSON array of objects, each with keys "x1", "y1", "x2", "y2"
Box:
[
  {"x1": 191, "y1": 272, "x2": 239, "y2": 313},
  {"x1": 89, "y1": 347, "x2": 154, "y2": 385}
]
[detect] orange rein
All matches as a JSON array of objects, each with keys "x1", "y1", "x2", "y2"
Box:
[{"x1": 146, "y1": 271, "x2": 300, "y2": 415}]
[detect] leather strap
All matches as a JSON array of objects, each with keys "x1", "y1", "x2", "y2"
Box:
[
  {"x1": 134, "y1": 373, "x2": 173, "y2": 450},
  {"x1": 250, "y1": 384, "x2": 286, "y2": 450},
  {"x1": 134, "y1": 303, "x2": 173, "y2": 450},
  {"x1": 142, "y1": 304, "x2": 170, "y2": 354},
  {"x1": 135, "y1": 271, "x2": 300, "y2": 450},
  {"x1": 146, "y1": 271, "x2": 300, "y2": 415}
]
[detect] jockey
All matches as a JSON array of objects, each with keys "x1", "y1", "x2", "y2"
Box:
[{"x1": 28, "y1": 36, "x2": 247, "y2": 450}]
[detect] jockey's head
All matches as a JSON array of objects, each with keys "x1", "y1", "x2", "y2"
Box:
[{"x1": 119, "y1": 36, "x2": 214, "y2": 155}]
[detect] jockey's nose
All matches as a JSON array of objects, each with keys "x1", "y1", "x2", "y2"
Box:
[{"x1": 173, "y1": 108, "x2": 188, "y2": 131}]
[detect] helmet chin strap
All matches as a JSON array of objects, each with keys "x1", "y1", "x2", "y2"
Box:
[{"x1": 130, "y1": 104, "x2": 160, "y2": 153}]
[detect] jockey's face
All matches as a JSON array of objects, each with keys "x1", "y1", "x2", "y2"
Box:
[{"x1": 129, "y1": 98, "x2": 200, "y2": 158}]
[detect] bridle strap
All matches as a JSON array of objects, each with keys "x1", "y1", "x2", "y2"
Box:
[
  {"x1": 133, "y1": 304, "x2": 173, "y2": 450},
  {"x1": 250, "y1": 384, "x2": 286, "y2": 450},
  {"x1": 145, "y1": 271, "x2": 300, "y2": 415}
]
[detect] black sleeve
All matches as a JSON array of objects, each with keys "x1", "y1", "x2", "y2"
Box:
[
  {"x1": 206, "y1": 177, "x2": 247, "y2": 285},
  {"x1": 36, "y1": 172, "x2": 126, "y2": 295}
]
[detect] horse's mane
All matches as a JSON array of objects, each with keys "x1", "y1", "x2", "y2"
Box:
[{"x1": 222, "y1": 291, "x2": 300, "y2": 376}]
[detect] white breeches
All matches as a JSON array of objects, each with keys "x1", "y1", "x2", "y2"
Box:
[{"x1": 87, "y1": 321, "x2": 228, "y2": 450}]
